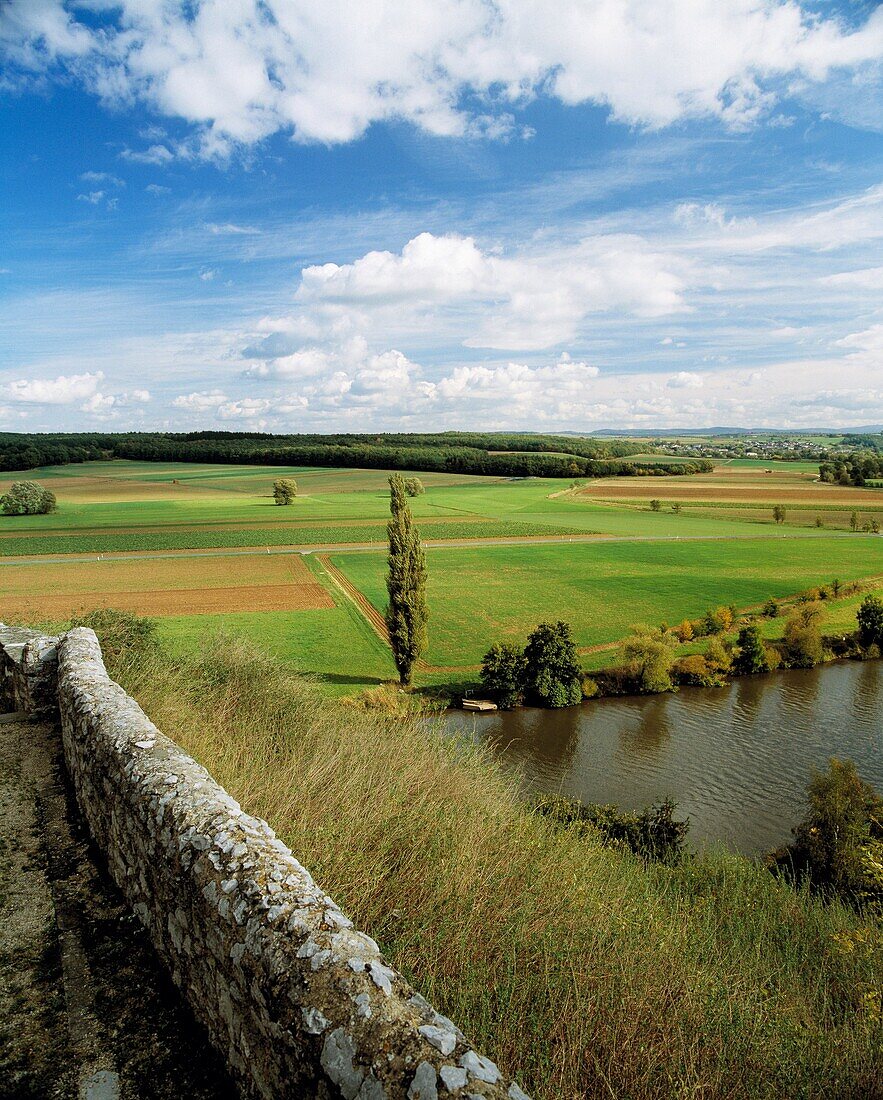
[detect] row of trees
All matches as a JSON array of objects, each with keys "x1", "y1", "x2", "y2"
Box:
[
  {"x1": 0, "y1": 430, "x2": 713, "y2": 481},
  {"x1": 477, "y1": 591, "x2": 883, "y2": 710},
  {"x1": 818, "y1": 453, "x2": 883, "y2": 486}
]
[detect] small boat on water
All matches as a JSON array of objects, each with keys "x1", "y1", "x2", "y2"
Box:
[{"x1": 462, "y1": 698, "x2": 498, "y2": 712}]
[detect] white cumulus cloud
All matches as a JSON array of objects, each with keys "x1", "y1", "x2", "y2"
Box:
[
  {"x1": 3, "y1": 1, "x2": 882, "y2": 156},
  {"x1": 296, "y1": 231, "x2": 688, "y2": 350},
  {"x1": 3, "y1": 371, "x2": 103, "y2": 404}
]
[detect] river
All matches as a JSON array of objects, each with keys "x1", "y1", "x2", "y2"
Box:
[{"x1": 444, "y1": 660, "x2": 883, "y2": 854}]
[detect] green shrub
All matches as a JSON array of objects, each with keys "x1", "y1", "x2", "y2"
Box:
[
  {"x1": 672, "y1": 654, "x2": 724, "y2": 688},
  {"x1": 580, "y1": 676, "x2": 599, "y2": 700},
  {"x1": 732, "y1": 624, "x2": 769, "y2": 675},
  {"x1": 534, "y1": 795, "x2": 689, "y2": 865},
  {"x1": 769, "y1": 759, "x2": 883, "y2": 907},
  {"x1": 619, "y1": 626, "x2": 675, "y2": 694},
  {"x1": 782, "y1": 603, "x2": 825, "y2": 668},
  {"x1": 705, "y1": 636, "x2": 733, "y2": 676},
  {"x1": 762, "y1": 597, "x2": 779, "y2": 618},
  {"x1": 480, "y1": 642, "x2": 527, "y2": 709},
  {"x1": 702, "y1": 606, "x2": 734, "y2": 635}
]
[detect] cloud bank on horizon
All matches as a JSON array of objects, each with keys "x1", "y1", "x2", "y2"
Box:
[{"x1": 1, "y1": 0, "x2": 883, "y2": 431}]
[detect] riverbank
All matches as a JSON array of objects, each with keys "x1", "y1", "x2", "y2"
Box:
[{"x1": 414, "y1": 577, "x2": 883, "y2": 711}]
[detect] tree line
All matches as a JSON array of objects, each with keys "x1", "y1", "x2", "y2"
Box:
[
  {"x1": 818, "y1": 451, "x2": 883, "y2": 486},
  {"x1": 0, "y1": 430, "x2": 713, "y2": 480}
]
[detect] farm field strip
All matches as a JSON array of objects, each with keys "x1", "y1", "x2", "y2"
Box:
[
  {"x1": 331, "y1": 536, "x2": 883, "y2": 669},
  {"x1": 0, "y1": 518, "x2": 593, "y2": 557},
  {"x1": 1, "y1": 553, "x2": 317, "y2": 593},
  {"x1": 4, "y1": 583, "x2": 334, "y2": 620},
  {"x1": 0, "y1": 513, "x2": 497, "y2": 540},
  {"x1": 0, "y1": 552, "x2": 335, "y2": 620},
  {"x1": 583, "y1": 484, "x2": 883, "y2": 503},
  {"x1": 0, "y1": 530, "x2": 872, "y2": 569}
]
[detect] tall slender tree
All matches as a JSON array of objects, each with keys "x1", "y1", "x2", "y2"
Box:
[{"x1": 385, "y1": 474, "x2": 428, "y2": 686}]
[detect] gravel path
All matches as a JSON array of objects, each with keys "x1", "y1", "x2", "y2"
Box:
[{"x1": 0, "y1": 713, "x2": 234, "y2": 1100}]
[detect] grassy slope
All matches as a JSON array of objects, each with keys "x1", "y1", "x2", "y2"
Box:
[
  {"x1": 101, "y1": 630, "x2": 883, "y2": 1100},
  {"x1": 332, "y1": 537, "x2": 883, "y2": 666}
]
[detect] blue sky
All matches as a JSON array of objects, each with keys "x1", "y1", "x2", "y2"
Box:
[{"x1": 1, "y1": 0, "x2": 883, "y2": 432}]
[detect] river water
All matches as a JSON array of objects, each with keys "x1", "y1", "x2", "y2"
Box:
[{"x1": 444, "y1": 660, "x2": 883, "y2": 854}]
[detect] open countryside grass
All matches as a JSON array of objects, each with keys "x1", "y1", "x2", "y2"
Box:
[
  {"x1": 332, "y1": 537, "x2": 883, "y2": 667},
  {"x1": 99, "y1": 628, "x2": 883, "y2": 1100},
  {"x1": 6, "y1": 458, "x2": 882, "y2": 688}
]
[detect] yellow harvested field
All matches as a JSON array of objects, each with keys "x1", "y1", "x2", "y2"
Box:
[{"x1": 0, "y1": 553, "x2": 333, "y2": 619}]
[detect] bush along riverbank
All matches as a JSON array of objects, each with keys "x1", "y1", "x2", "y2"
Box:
[{"x1": 475, "y1": 583, "x2": 883, "y2": 711}]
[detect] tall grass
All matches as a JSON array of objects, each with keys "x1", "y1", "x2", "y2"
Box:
[{"x1": 100, "y1": 623, "x2": 882, "y2": 1099}]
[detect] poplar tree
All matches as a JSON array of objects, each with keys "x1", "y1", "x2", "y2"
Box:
[{"x1": 385, "y1": 474, "x2": 428, "y2": 686}]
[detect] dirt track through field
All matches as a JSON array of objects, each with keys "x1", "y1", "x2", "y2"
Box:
[
  {"x1": 316, "y1": 555, "x2": 477, "y2": 675},
  {"x1": 317, "y1": 555, "x2": 390, "y2": 642}
]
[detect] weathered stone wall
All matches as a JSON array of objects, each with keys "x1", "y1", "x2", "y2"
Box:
[
  {"x1": 0, "y1": 625, "x2": 59, "y2": 715},
  {"x1": 0, "y1": 624, "x2": 529, "y2": 1100}
]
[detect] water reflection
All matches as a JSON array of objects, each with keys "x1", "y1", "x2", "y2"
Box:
[
  {"x1": 620, "y1": 694, "x2": 672, "y2": 758},
  {"x1": 444, "y1": 661, "x2": 883, "y2": 855}
]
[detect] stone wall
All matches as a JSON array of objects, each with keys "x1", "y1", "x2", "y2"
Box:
[
  {"x1": 0, "y1": 625, "x2": 59, "y2": 715},
  {"x1": 0, "y1": 624, "x2": 530, "y2": 1100}
]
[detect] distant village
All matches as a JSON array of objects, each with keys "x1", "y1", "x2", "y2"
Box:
[{"x1": 655, "y1": 434, "x2": 850, "y2": 461}]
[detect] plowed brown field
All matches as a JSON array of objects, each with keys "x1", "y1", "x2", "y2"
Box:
[
  {"x1": 0, "y1": 553, "x2": 333, "y2": 619},
  {"x1": 581, "y1": 479, "x2": 883, "y2": 503},
  {"x1": 3, "y1": 583, "x2": 333, "y2": 619}
]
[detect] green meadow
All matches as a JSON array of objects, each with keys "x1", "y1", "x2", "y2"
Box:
[
  {"x1": 331, "y1": 537, "x2": 883, "y2": 667},
  {"x1": 3, "y1": 458, "x2": 881, "y2": 690}
]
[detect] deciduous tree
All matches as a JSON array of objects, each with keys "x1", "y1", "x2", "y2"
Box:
[
  {"x1": 733, "y1": 624, "x2": 769, "y2": 674},
  {"x1": 480, "y1": 643, "x2": 527, "y2": 709},
  {"x1": 273, "y1": 478, "x2": 297, "y2": 504},
  {"x1": 0, "y1": 481, "x2": 56, "y2": 515},
  {"x1": 857, "y1": 594, "x2": 883, "y2": 648},
  {"x1": 523, "y1": 621, "x2": 582, "y2": 708}
]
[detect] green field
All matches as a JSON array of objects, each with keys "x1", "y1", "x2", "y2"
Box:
[
  {"x1": 331, "y1": 537, "x2": 883, "y2": 666},
  {"x1": 4, "y1": 458, "x2": 882, "y2": 691}
]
